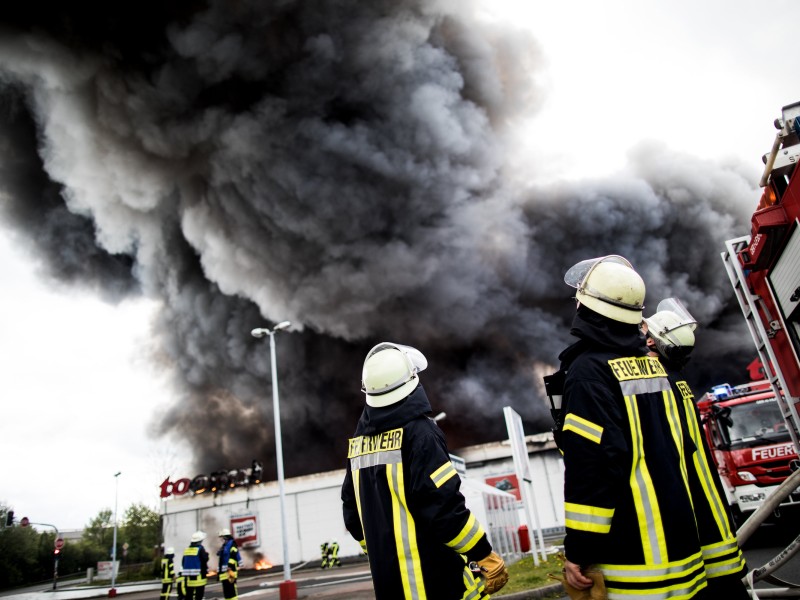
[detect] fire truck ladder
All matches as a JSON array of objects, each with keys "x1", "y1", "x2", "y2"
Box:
[
  {"x1": 722, "y1": 236, "x2": 800, "y2": 454},
  {"x1": 723, "y1": 237, "x2": 800, "y2": 600}
]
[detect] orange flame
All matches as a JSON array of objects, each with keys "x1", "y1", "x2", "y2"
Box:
[{"x1": 254, "y1": 559, "x2": 272, "y2": 570}]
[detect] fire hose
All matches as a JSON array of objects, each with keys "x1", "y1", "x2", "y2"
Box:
[{"x1": 736, "y1": 468, "x2": 800, "y2": 598}]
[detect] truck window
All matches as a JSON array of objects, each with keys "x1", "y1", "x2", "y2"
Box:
[{"x1": 725, "y1": 400, "x2": 789, "y2": 445}]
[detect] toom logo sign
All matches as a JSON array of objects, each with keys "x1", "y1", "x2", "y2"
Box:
[
  {"x1": 750, "y1": 443, "x2": 797, "y2": 462},
  {"x1": 160, "y1": 461, "x2": 264, "y2": 498},
  {"x1": 230, "y1": 514, "x2": 259, "y2": 548}
]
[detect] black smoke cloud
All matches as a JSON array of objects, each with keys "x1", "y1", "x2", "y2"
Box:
[{"x1": 0, "y1": 1, "x2": 760, "y2": 480}]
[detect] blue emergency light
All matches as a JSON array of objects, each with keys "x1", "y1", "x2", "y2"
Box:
[{"x1": 711, "y1": 384, "x2": 733, "y2": 400}]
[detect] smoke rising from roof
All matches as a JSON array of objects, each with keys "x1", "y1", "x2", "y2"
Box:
[{"x1": 0, "y1": 1, "x2": 759, "y2": 479}]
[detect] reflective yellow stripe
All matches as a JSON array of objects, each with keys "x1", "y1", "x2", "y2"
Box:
[
  {"x1": 705, "y1": 550, "x2": 746, "y2": 579},
  {"x1": 353, "y1": 469, "x2": 366, "y2": 542},
  {"x1": 461, "y1": 565, "x2": 486, "y2": 600},
  {"x1": 625, "y1": 395, "x2": 667, "y2": 565},
  {"x1": 446, "y1": 513, "x2": 485, "y2": 554},
  {"x1": 663, "y1": 389, "x2": 693, "y2": 511},
  {"x1": 387, "y1": 463, "x2": 425, "y2": 599},
  {"x1": 701, "y1": 537, "x2": 739, "y2": 559},
  {"x1": 701, "y1": 537, "x2": 746, "y2": 578},
  {"x1": 563, "y1": 413, "x2": 603, "y2": 444},
  {"x1": 600, "y1": 551, "x2": 707, "y2": 598},
  {"x1": 430, "y1": 461, "x2": 458, "y2": 488},
  {"x1": 680, "y1": 389, "x2": 734, "y2": 539},
  {"x1": 565, "y1": 502, "x2": 614, "y2": 533}
]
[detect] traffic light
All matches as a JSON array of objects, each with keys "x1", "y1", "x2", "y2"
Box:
[{"x1": 5, "y1": 510, "x2": 14, "y2": 527}]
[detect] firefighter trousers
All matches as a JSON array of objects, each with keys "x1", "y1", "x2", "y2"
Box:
[{"x1": 160, "y1": 582, "x2": 172, "y2": 600}]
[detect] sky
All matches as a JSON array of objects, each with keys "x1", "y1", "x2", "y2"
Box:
[{"x1": 1, "y1": 0, "x2": 800, "y2": 532}]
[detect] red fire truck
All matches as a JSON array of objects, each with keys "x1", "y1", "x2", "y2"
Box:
[
  {"x1": 696, "y1": 378, "x2": 799, "y2": 525},
  {"x1": 719, "y1": 100, "x2": 800, "y2": 524}
]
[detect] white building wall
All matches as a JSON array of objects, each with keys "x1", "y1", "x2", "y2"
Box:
[{"x1": 161, "y1": 435, "x2": 566, "y2": 566}]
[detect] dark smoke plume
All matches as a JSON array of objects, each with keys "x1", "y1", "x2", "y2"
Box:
[{"x1": 0, "y1": 1, "x2": 760, "y2": 480}]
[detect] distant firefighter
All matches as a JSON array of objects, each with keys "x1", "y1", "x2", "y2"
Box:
[
  {"x1": 320, "y1": 542, "x2": 329, "y2": 569},
  {"x1": 182, "y1": 531, "x2": 209, "y2": 600},
  {"x1": 328, "y1": 540, "x2": 340, "y2": 568},
  {"x1": 217, "y1": 528, "x2": 243, "y2": 600},
  {"x1": 159, "y1": 547, "x2": 175, "y2": 600}
]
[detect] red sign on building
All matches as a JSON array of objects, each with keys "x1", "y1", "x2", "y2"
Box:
[{"x1": 230, "y1": 514, "x2": 259, "y2": 548}]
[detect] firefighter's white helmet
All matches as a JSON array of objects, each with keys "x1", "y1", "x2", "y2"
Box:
[
  {"x1": 565, "y1": 255, "x2": 645, "y2": 324},
  {"x1": 644, "y1": 298, "x2": 698, "y2": 349},
  {"x1": 190, "y1": 531, "x2": 206, "y2": 543},
  {"x1": 218, "y1": 528, "x2": 231, "y2": 537},
  {"x1": 165, "y1": 547, "x2": 175, "y2": 556},
  {"x1": 362, "y1": 342, "x2": 428, "y2": 407}
]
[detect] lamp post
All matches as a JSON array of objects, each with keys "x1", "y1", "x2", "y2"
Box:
[
  {"x1": 251, "y1": 321, "x2": 296, "y2": 600},
  {"x1": 109, "y1": 471, "x2": 121, "y2": 598}
]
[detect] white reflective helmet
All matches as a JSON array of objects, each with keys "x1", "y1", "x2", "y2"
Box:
[
  {"x1": 165, "y1": 547, "x2": 175, "y2": 556},
  {"x1": 361, "y1": 342, "x2": 428, "y2": 407},
  {"x1": 564, "y1": 255, "x2": 646, "y2": 324},
  {"x1": 218, "y1": 528, "x2": 231, "y2": 537},
  {"x1": 644, "y1": 298, "x2": 698, "y2": 349},
  {"x1": 190, "y1": 531, "x2": 206, "y2": 543}
]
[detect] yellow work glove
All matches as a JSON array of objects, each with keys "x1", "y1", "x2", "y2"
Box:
[
  {"x1": 548, "y1": 568, "x2": 606, "y2": 600},
  {"x1": 228, "y1": 570, "x2": 237, "y2": 581},
  {"x1": 475, "y1": 551, "x2": 509, "y2": 594}
]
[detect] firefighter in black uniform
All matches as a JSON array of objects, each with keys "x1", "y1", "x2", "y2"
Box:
[
  {"x1": 320, "y1": 541, "x2": 330, "y2": 569},
  {"x1": 328, "y1": 540, "x2": 340, "y2": 567},
  {"x1": 553, "y1": 255, "x2": 740, "y2": 599},
  {"x1": 342, "y1": 342, "x2": 508, "y2": 600},
  {"x1": 160, "y1": 547, "x2": 175, "y2": 600},
  {"x1": 643, "y1": 299, "x2": 749, "y2": 599}
]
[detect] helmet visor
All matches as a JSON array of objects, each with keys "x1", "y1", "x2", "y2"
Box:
[
  {"x1": 654, "y1": 297, "x2": 698, "y2": 330},
  {"x1": 564, "y1": 255, "x2": 633, "y2": 288}
]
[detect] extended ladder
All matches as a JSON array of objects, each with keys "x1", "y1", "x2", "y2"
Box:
[{"x1": 721, "y1": 236, "x2": 800, "y2": 457}]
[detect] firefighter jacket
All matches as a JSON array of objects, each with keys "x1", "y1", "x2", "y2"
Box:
[
  {"x1": 660, "y1": 359, "x2": 747, "y2": 590},
  {"x1": 341, "y1": 384, "x2": 493, "y2": 600},
  {"x1": 558, "y1": 307, "x2": 726, "y2": 599},
  {"x1": 160, "y1": 555, "x2": 175, "y2": 584},
  {"x1": 182, "y1": 543, "x2": 209, "y2": 587},
  {"x1": 217, "y1": 537, "x2": 242, "y2": 581}
]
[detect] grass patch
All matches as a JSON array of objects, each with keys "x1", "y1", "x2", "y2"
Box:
[{"x1": 494, "y1": 553, "x2": 565, "y2": 597}]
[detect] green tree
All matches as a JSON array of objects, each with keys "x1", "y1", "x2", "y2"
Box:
[
  {"x1": 82, "y1": 508, "x2": 113, "y2": 551},
  {"x1": 0, "y1": 504, "x2": 163, "y2": 591},
  {"x1": 0, "y1": 516, "x2": 44, "y2": 588},
  {"x1": 120, "y1": 504, "x2": 161, "y2": 563}
]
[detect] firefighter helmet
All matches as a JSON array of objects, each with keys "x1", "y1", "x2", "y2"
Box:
[
  {"x1": 564, "y1": 255, "x2": 645, "y2": 324},
  {"x1": 165, "y1": 547, "x2": 175, "y2": 556},
  {"x1": 190, "y1": 531, "x2": 206, "y2": 543},
  {"x1": 644, "y1": 298, "x2": 698, "y2": 351},
  {"x1": 362, "y1": 342, "x2": 428, "y2": 407},
  {"x1": 218, "y1": 528, "x2": 231, "y2": 537}
]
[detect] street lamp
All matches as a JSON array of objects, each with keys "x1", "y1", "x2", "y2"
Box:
[
  {"x1": 251, "y1": 321, "x2": 296, "y2": 600},
  {"x1": 109, "y1": 471, "x2": 121, "y2": 598}
]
